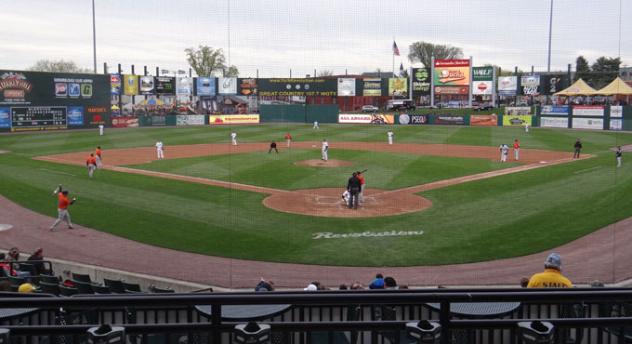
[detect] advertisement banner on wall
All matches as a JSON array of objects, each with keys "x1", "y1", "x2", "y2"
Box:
[
  {"x1": 540, "y1": 74, "x2": 569, "y2": 95},
  {"x1": 195, "y1": 77, "x2": 216, "y2": 96},
  {"x1": 520, "y1": 75, "x2": 540, "y2": 95},
  {"x1": 338, "y1": 114, "x2": 394, "y2": 124},
  {"x1": 540, "y1": 117, "x2": 569, "y2": 128},
  {"x1": 573, "y1": 105, "x2": 604, "y2": 117},
  {"x1": 239, "y1": 78, "x2": 257, "y2": 96},
  {"x1": 411, "y1": 68, "x2": 431, "y2": 96},
  {"x1": 217, "y1": 78, "x2": 238, "y2": 95},
  {"x1": 111, "y1": 116, "x2": 138, "y2": 128},
  {"x1": 470, "y1": 114, "x2": 498, "y2": 126},
  {"x1": 110, "y1": 74, "x2": 121, "y2": 95},
  {"x1": 123, "y1": 75, "x2": 139, "y2": 96},
  {"x1": 67, "y1": 106, "x2": 84, "y2": 126},
  {"x1": 259, "y1": 78, "x2": 337, "y2": 96},
  {"x1": 434, "y1": 86, "x2": 469, "y2": 95},
  {"x1": 11, "y1": 106, "x2": 67, "y2": 131},
  {"x1": 610, "y1": 106, "x2": 623, "y2": 118},
  {"x1": 176, "y1": 114, "x2": 205, "y2": 126},
  {"x1": 398, "y1": 114, "x2": 427, "y2": 125},
  {"x1": 498, "y1": 76, "x2": 517, "y2": 96},
  {"x1": 337, "y1": 78, "x2": 356, "y2": 96},
  {"x1": 388, "y1": 78, "x2": 407, "y2": 97},
  {"x1": 572, "y1": 117, "x2": 604, "y2": 130},
  {"x1": 433, "y1": 115, "x2": 465, "y2": 125},
  {"x1": 87, "y1": 106, "x2": 107, "y2": 126},
  {"x1": 139, "y1": 76, "x2": 155, "y2": 95},
  {"x1": 472, "y1": 66, "x2": 493, "y2": 95},
  {"x1": 433, "y1": 59, "x2": 470, "y2": 86},
  {"x1": 0, "y1": 107, "x2": 9, "y2": 128},
  {"x1": 362, "y1": 78, "x2": 382, "y2": 96},
  {"x1": 472, "y1": 81, "x2": 493, "y2": 95},
  {"x1": 610, "y1": 119, "x2": 622, "y2": 130},
  {"x1": 176, "y1": 77, "x2": 193, "y2": 95},
  {"x1": 503, "y1": 115, "x2": 532, "y2": 126},
  {"x1": 209, "y1": 114, "x2": 260, "y2": 125},
  {"x1": 505, "y1": 106, "x2": 532, "y2": 116},
  {"x1": 155, "y1": 77, "x2": 175, "y2": 94},
  {"x1": 541, "y1": 105, "x2": 569, "y2": 116}
]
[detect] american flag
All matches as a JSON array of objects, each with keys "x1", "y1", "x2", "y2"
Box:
[{"x1": 392, "y1": 41, "x2": 400, "y2": 56}]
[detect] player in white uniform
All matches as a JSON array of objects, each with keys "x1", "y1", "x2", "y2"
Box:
[
  {"x1": 499, "y1": 144, "x2": 509, "y2": 162},
  {"x1": 313, "y1": 121, "x2": 319, "y2": 129},
  {"x1": 524, "y1": 122, "x2": 530, "y2": 133},
  {"x1": 341, "y1": 190, "x2": 350, "y2": 205},
  {"x1": 231, "y1": 132, "x2": 238, "y2": 145},
  {"x1": 155, "y1": 141, "x2": 164, "y2": 159},
  {"x1": 387, "y1": 130, "x2": 394, "y2": 145},
  {"x1": 98, "y1": 124, "x2": 104, "y2": 136},
  {"x1": 321, "y1": 139, "x2": 329, "y2": 161}
]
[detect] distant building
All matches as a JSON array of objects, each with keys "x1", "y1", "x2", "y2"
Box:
[{"x1": 620, "y1": 66, "x2": 632, "y2": 82}]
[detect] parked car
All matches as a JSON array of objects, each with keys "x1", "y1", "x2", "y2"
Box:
[
  {"x1": 472, "y1": 102, "x2": 494, "y2": 111},
  {"x1": 361, "y1": 105, "x2": 379, "y2": 112},
  {"x1": 385, "y1": 99, "x2": 416, "y2": 111}
]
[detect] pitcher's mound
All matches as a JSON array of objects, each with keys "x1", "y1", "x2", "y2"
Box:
[{"x1": 295, "y1": 159, "x2": 353, "y2": 168}]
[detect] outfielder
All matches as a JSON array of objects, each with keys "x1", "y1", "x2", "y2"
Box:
[
  {"x1": 98, "y1": 124, "x2": 104, "y2": 136},
  {"x1": 616, "y1": 146, "x2": 623, "y2": 167},
  {"x1": 513, "y1": 139, "x2": 520, "y2": 161},
  {"x1": 313, "y1": 121, "x2": 319, "y2": 129},
  {"x1": 499, "y1": 144, "x2": 509, "y2": 162},
  {"x1": 321, "y1": 139, "x2": 329, "y2": 161},
  {"x1": 231, "y1": 132, "x2": 238, "y2": 145},
  {"x1": 86, "y1": 153, "x2": 97, "y2": 178},
  {"x1": 49, "y1": 185, "x2": 76, "y2": 231},
  {"x1": 284, "y1": 132, "x2": 292, "y2": 147},
  {"x1": 95, "y1": 146, "x2": 103, "y2": 168},
  {"x1": 387, "y1": 130, "x2": 394, "y2": 145},
  {"x1": 155, "y1": 141, "x2": 164, "y2": 159}
]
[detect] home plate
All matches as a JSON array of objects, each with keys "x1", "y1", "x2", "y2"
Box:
[{"x1": 0, "y1": 224, "x2": 13, "y2": 232}]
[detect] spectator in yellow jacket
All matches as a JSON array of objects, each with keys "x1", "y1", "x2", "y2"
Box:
[{"x1": 527, "y1": 252, "x2": 573, "y2": 288}]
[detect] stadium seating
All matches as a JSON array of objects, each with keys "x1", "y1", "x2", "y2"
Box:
[
  {"x1": 59, "y1": 285, "x2": 79, "y2": 296},
  {"x1": 71, "y1": 273, "x2": 92, "y2": 283},
  {"x1": 38, "y1": 281, "x2": 61, "y2": 296},
  {"x1": 103, "y1": 278, "x2": 126, "y2": 293}
]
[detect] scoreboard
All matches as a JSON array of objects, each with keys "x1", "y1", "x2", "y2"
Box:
[{"x1": 11, "y1": 106, "x2": 67, "y2": 131}]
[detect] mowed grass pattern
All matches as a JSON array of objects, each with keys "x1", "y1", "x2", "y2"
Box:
[{"x1": 0, "y1": 124, "x2": 631, "y2": 266}]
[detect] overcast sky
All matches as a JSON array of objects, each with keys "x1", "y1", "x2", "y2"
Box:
[{"x1": 1, "y1": 0, "x2": 629, "y2": 77}]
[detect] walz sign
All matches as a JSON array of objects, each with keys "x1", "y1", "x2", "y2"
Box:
[{"x1": 472, "y1": 66, "x2": 493, "y2": 95}]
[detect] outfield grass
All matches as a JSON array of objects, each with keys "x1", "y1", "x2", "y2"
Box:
[{"x1": 0, "y1": 124, "x2": 631, "y2": 266}]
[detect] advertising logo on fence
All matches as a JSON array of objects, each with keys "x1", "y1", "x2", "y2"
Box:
[
  {"x1": 111, "y1": 116, "x2": 138, "y2": 128},
  {"x1": 472, "y1": 67, "x2": 493, "y2": 95},
  {"x1": 140, "y1": 76, "x2": 155, "y2": 95},
  {"x1": 541, "y1": 105, "x2": 569, "y2": 116},
  {"x1": 412, "y1": 68, "x2": 431, "y2": 95},
  {"x1": 209, "y1": 114, "x2": 260, "y2": 125},
  {"x1": 472, "y1": 81, "x2": 493, "y2": 95},
  {"x1": 505, "y1": 106, "x2": 532, "y2": 116},
  {"x1": 540, "y1": 117, "x2": 568, "y2": 128},
  {"x1": 176, "y1": 77, "x2": 193, "y2": 95},
  {"x1": 123, "y1": 75, "x2": 139, "y2": 96},
  {"x1": 196, "y1": 77, "x2": 216, "y2": 96},
  {"x1": 498, "y1": 76, "x2": 517, "y2": 96},
  {"x1": 258, "y1": 78, "x2": 337, "y2": 97},
  {"x1": 470, "y1": 114, "x2": 498, "y2": 126},
  {"x1": 388, "y1": 78, "x2": 407, "y2": 97},
  {"x1": 67, "y1": 106, "x2": 84, "y2": 126},
  {"x1": 362, "y1": 78, "x2": 382, "y2": 96},
  {"x1": 337, "y1": 78, "x2": 356, "y2": 96},
  {"x1": 573, "y1": 105, "x2": 604, "y2": 117},
  {"x1": 176, "y1": 115, "x2": 205, "y2": 126},
  {"x1": 217, "y1": 78, "x2": 238, "y2": 95},
  {"x1": 520, "y1": 75, "x2": 540, "y2": 95},
  {"x1": 398, "y1": 114, "x2": 427, "y2": 125},
  {"x1": 338, "y1": 114, "x2": 394, "y2": 124},
  {"x1": 433, "y1": 59, "x2": 470, "y2": 86},
  {"x1": 610, "y1": 119, "x2": 622, "y2": 131},
  {"x1": 0, "y1": 72, "x2": 32, "y2": 102},
  {"x1": 434, "y1": 115, "x2": 465, "y2": 125},
  {"x1": 239, "y1": 78, "x2": 257, "y2": 96},
  {"x1": 572, "y1": 117, "x2": 603, "y2": 130},
  {"x1": 110, "y1": 74, "x2": 121, "y2": 95},
  {"x1": 0, "y1": 107, "x2": 10, "y2": 128},
  {"x1": 541, "y1": 74, "x2": 568, "y2": 95},
  {"x1": 434, "y1": 86, "x2": 469, "y2": 95},
  {"x1": 155, "y1": 77, "x2": 175, "y2": 94},
  {"x1": 610, "y1": 106, "x2": 623, "y2": 118},
  {"x1": 503, "y1": 115, "x2": 532, "y2": 127}
]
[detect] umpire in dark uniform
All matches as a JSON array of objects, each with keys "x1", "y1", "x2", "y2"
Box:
[{"x1": 347, "y1": 172, "x2": 362, "y2": 209}]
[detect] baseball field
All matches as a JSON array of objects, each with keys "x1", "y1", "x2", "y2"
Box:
[{"x1": 0, "y1": 124, "x2": 631, "y2": 268}]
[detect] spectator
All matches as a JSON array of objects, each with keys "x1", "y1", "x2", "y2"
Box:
[
  {"x1": 527, "y1": 253, "x2": 573, "y2": 288},
  {"x1": 7, "y1": 247, "x2": 19, "y2": 261},
  {"x1": 254, "y1": 278, "x2": 274, "y2": 292},
  {"x1": 520, "y1": 277, "x2": 530, "y2": 288},
  {"x1": 369, "y1": 274, "x2": 385, "y2": 289},
  {"x1": 27, "y1": 248, "x2": 50, "y2": 275},
  {"x1": 384, "y1": 277, "x2": 398, "y2": 289},
  {"x1": 304, "y1": 281, "x2": 319, "y2": 291},
  {"x1": 339, "y1": 284, "x2": 348, "y2": 290},
  {"x1": 350, "y1": 282, "x2": 364, "y2": 290},
  {"x1": 0, "y1": 253, "x2": 10, "y2": 276}
]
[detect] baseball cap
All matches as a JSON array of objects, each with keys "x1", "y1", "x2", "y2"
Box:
[
  {"x1": 304, "y1": 283, "x2": 318, "y2": 291},
  {"x1": 544, "y1": 253, "x2": 562, "y2": 269}
]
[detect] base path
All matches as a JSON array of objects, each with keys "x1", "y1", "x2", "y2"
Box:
[{"x1": 35, "y1": 142, "x2": 579, "y2": 218}]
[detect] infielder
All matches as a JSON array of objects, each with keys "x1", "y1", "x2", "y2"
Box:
[
  {"x1": 155, "y1": 141, "x2": 164, "y2": 159},
  {"x1": 513, "y1": 139, "x2": 520, "y2": 161},
  {"x1": 49, "y1": 185, "x2": 76, "y2": 231},
  {"x1": 313, "y1": 121, "x2": 319, "y2": 129},
  {"x1": 268, "y1": 141, "x2": 279, "y2": 154},
  {"x1": 616, "y1": 146, "x2": 623, "y2": 167},
  {"x1": 499, "y1": 144, "x2": 509, "y2": 162},
  {"x1": 321, "y1": 139, "x2": 329, "y2": 161},
  {"x1": 231, "y1": 132, "x2": 238, "y2": 145},
  {"x1": 86, "y1": 153, "x2": 97, "y2": 178},
  {"x1": 95, "y1": 146, "x2": 103, "y2": 168},
  {"x1": 387, "y1": 130, "x2": 394, "y2": 145},
  {"x1": 284, "y1": 132, "x2": 292, "y2": 148}
]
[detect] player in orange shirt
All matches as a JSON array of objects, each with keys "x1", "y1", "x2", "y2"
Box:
[
  {"x1": 284, "y1": 132, "x2": 292, "y2": 148},
  {"x1": 49, "y1": 184, "x2": 76, "y2": 231},
  {"x1": 86, "y1": 153, "x2": 97, "y2": 178},
  {"x1": 513, "y1": 139, "x2": 520, "y2": 161},
  {"x1": 95, "y1": 146, "x2": 103, "y2": 168},
  {"x1": 357, "y1": 171, "x2": 366, "y2": 204}
]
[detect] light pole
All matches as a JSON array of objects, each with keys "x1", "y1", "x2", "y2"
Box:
[
  {"x1": 547, "y1": 0, "x2": 553, "y2": 72},
  {"x1": 92, "y1": 0, "x2": 97, "y2": 73}
]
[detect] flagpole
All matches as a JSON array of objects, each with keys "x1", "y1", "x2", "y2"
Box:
[{"x1": 392, "y1": 38, "x2": 395, "y2": 103}]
